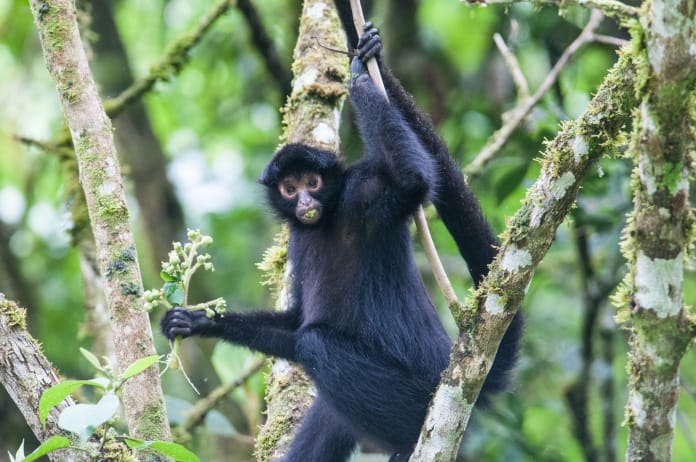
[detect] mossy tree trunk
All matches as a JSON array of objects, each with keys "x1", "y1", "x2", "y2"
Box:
[
  {"x1": 27, "y1": 0, "x2": 171, "y2": 450},
  {"x1": 254, "y1": 1, "x2": 348, "y2": 460},
  {"x1": 617, "y1": 0, "x2": 696, "y2": 460}
]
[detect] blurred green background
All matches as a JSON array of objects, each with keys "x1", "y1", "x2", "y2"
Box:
[{"x1": 0, "y1": 0, "x2": 694, "y2": 460}]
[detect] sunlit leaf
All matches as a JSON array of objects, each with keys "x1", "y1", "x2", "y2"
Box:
[
  {"x1": 58, "y1": 393, "x2": 120, "y2": 444},
  {"x1": 39, "y1": 380, "x2": 106, "y2": 425},
  {"x1": 121, "y1": 355, "x2": 161, "y2": 381},
  {"x1": 124, "y1": 438, "x2": 200, "y2": 462},
  {"x1": 22, "y1": 436, "x2": 71, "y2": 462}
]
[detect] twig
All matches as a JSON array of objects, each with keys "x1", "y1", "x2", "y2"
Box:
[
  {"x1": 104, "y1": 0, "x2": 238, "y2": 118},
  {"x1": 462, "y1": 0, "x2": 639, "y2": 20},
  {"x1": 177, "y1": 358, "x2": 265, "y2": 434},
  {"x1": 14, "y1": 135, "x2": 73, "y2": 158},
  {"x1": 349, "y1": 0, "x2": 459, "y2": 307},
  {"x1": 591, "y1": 33, "x2": 630, "y2": 47},
  {"x1": 467, "y1": 10, "x2": 604, "y2": 174},
  {"x1": 493, "y1": 33, "x2": 529, "y2": 101}
]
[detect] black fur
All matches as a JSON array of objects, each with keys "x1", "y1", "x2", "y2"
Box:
[{"x1": 161, "y1": 12, "x2": 522, "y2": 461}]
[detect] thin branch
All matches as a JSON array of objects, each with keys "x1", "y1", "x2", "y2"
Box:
[
  {"x1": 14, "y1": 135, "x2": 73, "y2": 159},
  {"x1": 463, "y1": 0, "x2": 639, "y2": 20},
  {"x1": 176, "y1": 358, "x2": 265, "y2": 434},
  {"x1": 467, "y1": 10, "x2": 604, "y2": 174},
  {"x1": 590, "y1": 33, "x2": 630, "y2": 47},
  {"x1": 104, "y1": 0, "x2": 238, "y2": 118},
  {"x1": 493, "y1": 32, "x2": 529, "y2": 101}
]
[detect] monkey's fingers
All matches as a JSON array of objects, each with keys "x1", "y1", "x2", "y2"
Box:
[{"x1": 166, "y1": 326, "x2": 193, "y2": 339}]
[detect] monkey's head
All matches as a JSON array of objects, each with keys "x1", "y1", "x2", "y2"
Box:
[{"x1": 259, "y1": 143, "x2": 344, "y2": 226}]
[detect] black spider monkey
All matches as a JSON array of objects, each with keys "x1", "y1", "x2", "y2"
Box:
[{"x1": 161, "y1": 6, "x2": 523, "y2": 461}]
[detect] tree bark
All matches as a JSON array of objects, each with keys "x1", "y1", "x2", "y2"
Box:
[
  {"x1": 254, "y1": 1, "x2": 348, "y2": 460},
  {"x1": 619, "y1": 0, "x2": 696, "y2": 460},
  {"x1": 27, "y1": 0, "x2": 171, "y2": 449},
  {"x1": 0, "y1": 295, "x2": 89, "y2": 462}
]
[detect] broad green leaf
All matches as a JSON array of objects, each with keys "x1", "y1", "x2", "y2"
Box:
[
  {"x1": 79, "y1": 348, "x2": 103, "y2": 371},
  {"x1": 58, "y1": 393, "x2": 120, "y2": 444},
  {"x1": 39, "y1": 380, "x2": 106, "y2": 425},
  {"x1": 125, "y1": 438, "x2": 200, "y2": 462},
  {"x1": 121, "y1": 355, "x2": 161, "y2": 381},
  {"x1": 22, "y1": 436, "x2": 71, "y2": 462},
  {"x1": 164, "y1": 282, "x2": 185, "y2": 306}
]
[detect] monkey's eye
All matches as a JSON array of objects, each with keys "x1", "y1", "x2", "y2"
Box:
[
  {"x1": 280, "y1": 182, "x2": 298, "y2": 199},
  {"x1": 306, "y1": 175, "x2": 322, "y2": 191}
]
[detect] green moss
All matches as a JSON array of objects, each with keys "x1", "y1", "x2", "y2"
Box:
[
  {"x1": 44, "y1": 16, "x2": 69, "y2": 53},
  {"x1": 57, "y1": 66, "x2": 80, "y2": 104},
  {"x1": 130, "y1": 403, "x2": 170, "y2": 458},
  {"x1": 255, "y1": 414, "x2": 292, "y2": 461},
  {"x1": 97, "y1": 196, "x2": 128, "y2": 225},
  {"x1": 0, "y1": 298, "x2": 28, "y2": 330},
  {"x1": 257, "y1": 228, "x2": 289, "y2": 301}
]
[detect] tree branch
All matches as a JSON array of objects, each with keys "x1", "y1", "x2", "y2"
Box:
[
  {"x1": 176, "y1": 359, "x2": 265, "y2": 436},
  {"x1": 0, "y1": 294, "x2": 89, "y2": 462},
  {"x1": 467, "y1": 10, "x2": 605, "y2": 174},
  {"x1": 410, "y1": 47, "x2": 639, "y2": 461},
  {"x1": 104, "y1": 0, "x2": 238, "y2": 118},
  {"x1": 463, "y1": 0, "x2": 639, "y2": 20}
]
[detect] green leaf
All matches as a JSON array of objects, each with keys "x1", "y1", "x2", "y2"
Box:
[
  {"x1": 22, "y1": 436, "x2": 71, "y2": 462},
  {"x1": 58, "y1": 393, "x2": 120, "y2": 444},
  {"x1": 160, "y1": 270, "x2": 178, "y2": 283},
  {"x1": 121, "y1": 355, "x2": 161, "y2": 381},
  {"x1": 79, "y1": 348, "x2": 103, "y2": 371},
  {"x1": 124, "y1": 438, "x2": 200, "y2": 462},
  {"x1": 164, "y1": 282, "x2": 185, "y2": 306},
  {"x1": 39, "y1": 380, "x2": 106, "y2": 425}
]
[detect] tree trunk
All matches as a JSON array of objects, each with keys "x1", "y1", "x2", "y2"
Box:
[
  {"x1": 619, "y1": 0, "x2": 696, "y2": 460},
  {"x1": 27, "y1": 0, "x2": 171, "y2": 450}
]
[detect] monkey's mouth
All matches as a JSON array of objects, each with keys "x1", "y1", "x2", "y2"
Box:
[{"x1": 297, "y1": 206, "x2": 321, "y2": 225}]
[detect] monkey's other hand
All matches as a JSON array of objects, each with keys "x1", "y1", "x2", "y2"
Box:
[
  {"x1": 356, "y1": 22, "x2": 382, "y2": 64},
  {"x1": 160, "y1": 307, "x2": 213, "y2": 341}
]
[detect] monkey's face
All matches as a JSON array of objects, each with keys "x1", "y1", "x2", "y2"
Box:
[{"x1": 279, "y1": 172, "x2": 324, "y2": 225}]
